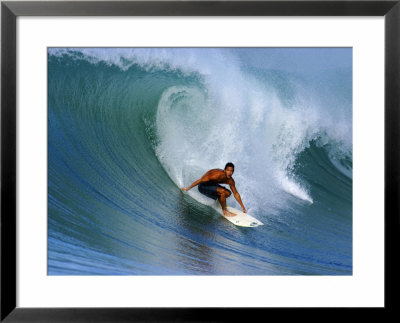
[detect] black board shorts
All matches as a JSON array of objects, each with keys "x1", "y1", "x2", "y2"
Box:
[{"x1": 198, "y1": 183, "x2": 226, "y2": 200}]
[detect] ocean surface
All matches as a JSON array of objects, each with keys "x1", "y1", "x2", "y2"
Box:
[{"x1": 48, "y1": 48, "x2": 352, "y2": 275}]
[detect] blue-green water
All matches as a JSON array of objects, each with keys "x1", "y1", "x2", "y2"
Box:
[{"x1": 48, "y1": 48, "x2": 352, "y2": 275}]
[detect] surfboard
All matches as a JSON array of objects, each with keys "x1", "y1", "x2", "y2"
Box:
[{"x1": 214, "y1": 204, "x2": 264, "y2": 227}]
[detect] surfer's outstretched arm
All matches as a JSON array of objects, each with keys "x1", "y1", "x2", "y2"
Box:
[
  {"x1": 181, "y1": 170, "x2": 217, "y2": 191},
  {"x1": 229, "y1": 181, "x2": 247, "y2": 213},
  {"x1": 181, "y1": 178, "x2": 203, "y2": 191}
]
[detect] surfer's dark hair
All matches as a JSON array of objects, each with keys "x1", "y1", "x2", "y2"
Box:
[{"x1": 225, "y1": 162, "x2": 235, "y2": 171}]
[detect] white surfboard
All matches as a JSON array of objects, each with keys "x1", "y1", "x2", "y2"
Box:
[{"x1": 214, "y1": 204, "x2": 264, "y2": 227}]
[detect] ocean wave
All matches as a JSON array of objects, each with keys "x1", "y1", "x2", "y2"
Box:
[{"x1": 48, "y1": 48, "x2": 353, "y2": 275}]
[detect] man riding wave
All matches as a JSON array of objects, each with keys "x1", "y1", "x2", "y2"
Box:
[{"x1": 181, "y1": 162, "x2": 246, "y2": 217}]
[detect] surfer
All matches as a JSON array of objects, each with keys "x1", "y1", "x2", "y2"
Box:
[{"x1": 181, "y1": 163, "x2": 246, "y2": 217}]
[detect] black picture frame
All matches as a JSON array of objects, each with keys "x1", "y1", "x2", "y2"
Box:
[{"x1": 1, "y1": 1, "x2": 399, "y2": 321}]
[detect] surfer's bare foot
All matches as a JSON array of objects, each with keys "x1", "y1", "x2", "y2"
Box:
[{"x1": 223, "y1": 210, "x2": 236, "y2": 217}]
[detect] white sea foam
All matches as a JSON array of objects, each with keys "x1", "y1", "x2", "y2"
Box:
[{"x1": 151, "y1": 51, "x2": 351, "y2": 211}]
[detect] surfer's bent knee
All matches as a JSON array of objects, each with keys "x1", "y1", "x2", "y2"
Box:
[{"x1": 218, "y1": 188, "x2": 231, "y2": 198}]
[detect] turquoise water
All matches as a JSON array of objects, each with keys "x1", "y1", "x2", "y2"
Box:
[{"x1": 48, "y1": 48, "x2": 352, "y2": 275}]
